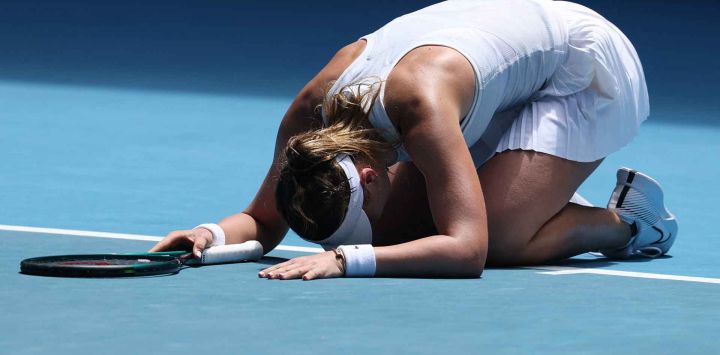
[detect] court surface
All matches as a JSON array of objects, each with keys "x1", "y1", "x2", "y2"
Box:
[
  {"x1": 2, "y1": 0, "x2": 719, "y2": 353},
  {"x1": 1, "y1": 80, "x2": 719, "y2": 354}
]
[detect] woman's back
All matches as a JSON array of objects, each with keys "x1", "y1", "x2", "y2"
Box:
[{"x1": 327, "y1": 0, "x2": 568, "y2": 163}]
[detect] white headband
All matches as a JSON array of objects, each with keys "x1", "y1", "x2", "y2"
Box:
[{"x1": 302, "y1": 154, "x2": 373, "y2": 250}]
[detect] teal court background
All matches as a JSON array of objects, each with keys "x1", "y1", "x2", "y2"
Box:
[{"x1": 1, "y1": 1, "x2": 718, "y2": 353}]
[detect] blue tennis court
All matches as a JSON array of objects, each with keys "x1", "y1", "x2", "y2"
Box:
[{"x1": 2, "y1": 1, "x2": 718, "y2": 353}]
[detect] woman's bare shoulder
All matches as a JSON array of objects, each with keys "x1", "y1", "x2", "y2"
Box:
[{"x1": 384, "y1": 46, "x2": 475, "y2": 131}]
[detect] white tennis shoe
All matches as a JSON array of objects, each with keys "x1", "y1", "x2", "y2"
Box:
[{"x1": 600, "y1": 168, "x2": 678, "y2": 259}]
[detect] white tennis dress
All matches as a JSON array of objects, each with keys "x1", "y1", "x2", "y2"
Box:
[{"x1": 325, "y1": 0, "x2": 649, "y2": 165}]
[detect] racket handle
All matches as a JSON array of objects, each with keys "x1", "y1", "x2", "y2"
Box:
[{"x1": 199, "y1": 241, "x2": 264, "y2": 265}]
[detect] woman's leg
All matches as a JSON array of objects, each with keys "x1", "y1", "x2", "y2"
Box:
[
  {"x1": 478, "y1": 150, "x2": 632, "y2": 266},
  {"x1": 374, "y1": 151, "x2": 632, "y2": 265}
]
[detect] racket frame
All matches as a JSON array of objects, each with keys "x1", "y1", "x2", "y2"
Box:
[{"x1": 20, "y1": 252, "x2": 189, "y2": 278}]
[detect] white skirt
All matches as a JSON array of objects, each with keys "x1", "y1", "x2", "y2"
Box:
[{"x1": 493, "y1": 1, "x2": 650, "y2": 162}]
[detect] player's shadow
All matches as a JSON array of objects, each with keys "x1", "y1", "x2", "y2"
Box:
[
  {"x1": 252, "y1": 254, "x2": 674, "y2": 275},
  {"x1": 486, "y1": 254, "x2": 673, "y2": 271},
  {"x1": 548, "y1": 254, "x2": 673, "y2": 268}
]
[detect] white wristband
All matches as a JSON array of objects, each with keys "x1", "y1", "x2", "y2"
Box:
[
  {"x1": 194, "y1": 223, "x2": 226, "y2": 246},
  {"x1": 338, "y1": 245, "x2": 376, "y2": 277}
]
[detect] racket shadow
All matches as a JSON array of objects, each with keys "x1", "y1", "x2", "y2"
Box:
[{"x1": 18, "y1": 270, "x2": 180, "y2": 279}]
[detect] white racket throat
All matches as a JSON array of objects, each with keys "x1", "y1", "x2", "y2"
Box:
[{"x1": 198, "y1": 241, "x2": 264, "y2": 265}]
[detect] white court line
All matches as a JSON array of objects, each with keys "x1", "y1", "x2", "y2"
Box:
[
  {"x1": 532, "y1": 266, "x2": 720, "y2": 285},
  {"x1": 0, "y1": 224, "x2": 323, "y2": 254},
  {"x1": 0, "y1": 224, "x2": 162, "y2": 242},
  {"x1": 3, "y1": 224, "x2": 718, "y2": 284}
]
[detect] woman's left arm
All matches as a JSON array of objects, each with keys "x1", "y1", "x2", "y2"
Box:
[
  {"x1": 259, "y1": 53, "x2": 488, "y2": 279},
  {"x1": 259, "y1": 95, "x2": 487, "y2": 280},
  {"x1": 372, "y1": 79, "x2": 487, "y2": 278}
]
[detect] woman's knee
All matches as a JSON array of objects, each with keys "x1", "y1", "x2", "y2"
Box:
[{"x1": 484, "y1": 201, "x2": 546, "y2": 262}]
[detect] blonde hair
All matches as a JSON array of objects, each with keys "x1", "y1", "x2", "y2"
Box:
[{"x1": 275, "y1": 79, "x2": 396, "y2": 240}]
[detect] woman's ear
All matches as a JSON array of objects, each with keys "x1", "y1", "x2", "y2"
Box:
[
  {"x1": 359, "y1": 167, "x2": 378, "y2": 187},
  {"x1": 359, "y1": 167, "x2": 379, "y2": 210}
]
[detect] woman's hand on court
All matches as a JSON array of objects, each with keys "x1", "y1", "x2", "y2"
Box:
[
  {"x1": 149, "y1": 229, "x2": 214, "y2": 258},
  {"x1": 258, "y1": 251, "x2": 344, "y2": 281}
]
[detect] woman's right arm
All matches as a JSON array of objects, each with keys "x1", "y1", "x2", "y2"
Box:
[{"x1": 150, "y1": 40, "x2": 367, "y2": 256}]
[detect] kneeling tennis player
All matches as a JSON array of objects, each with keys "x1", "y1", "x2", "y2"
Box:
[{"x1": 151, "y1": 0, "x2": 677, "y2": 279}]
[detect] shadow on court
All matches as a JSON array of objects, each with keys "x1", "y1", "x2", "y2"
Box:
[{"x1": 551, "y1": 255, "x2": 672, "y2": 268}]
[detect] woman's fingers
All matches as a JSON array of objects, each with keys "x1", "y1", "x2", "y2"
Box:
[
  {"x1": 149, "y1": 230, "x2": 193, "y2": 252},
  {"x1": 258, "y1": 252, "x2": 342, "y2": 281},
  {"x1": 258, "y1": 259, "x2": 296, "y2": 278},
  {"x1": 274, "y1": 265, "x2": 313, "y2": 280},
  {"x1": 192, "y1": 231, "x2": 210, "y2": 258},
  {"x1": 302, "y1": 270, "x2": 320, "y2": 281},
  {"x1": 260, "y1": 259, "x2": 304, "y2": 279},
  {"x1": 149, "y1": 229, "x2": 213, "y2": 258}
]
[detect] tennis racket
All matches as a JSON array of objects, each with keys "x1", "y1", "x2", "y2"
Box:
[{"x1": 20, "y1": 241, "x2": 264, "y2": 278}]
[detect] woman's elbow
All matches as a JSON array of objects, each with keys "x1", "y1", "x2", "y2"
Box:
[
  {"x1": 455, "y1": 241, "x2": 487, "y2": 278},
  {"x1": 464, "y1": 254, "x2": 486, "y2": 278}
]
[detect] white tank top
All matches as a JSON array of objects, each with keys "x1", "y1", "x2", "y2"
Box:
[{"x1": 324, "y1": 0, "x2": 569, "y2": 166}]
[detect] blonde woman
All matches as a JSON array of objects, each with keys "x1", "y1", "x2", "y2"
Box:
[{"x1": 151, "y1": 0, "x2": 677, "y2": 279}]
